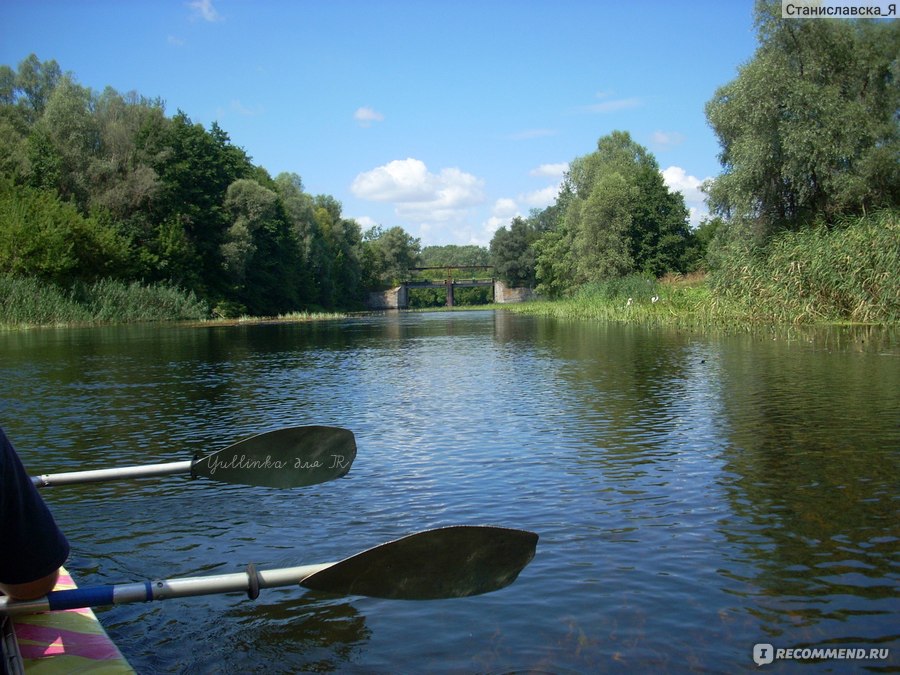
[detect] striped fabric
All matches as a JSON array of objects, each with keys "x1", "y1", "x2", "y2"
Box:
[{"x1": 11, "y1": 569, "x2": 133, "y2": 674}]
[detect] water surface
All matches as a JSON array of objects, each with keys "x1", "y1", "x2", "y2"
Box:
[{"x1": 1, "y1": 312, "x2": 897, "y2": 673}]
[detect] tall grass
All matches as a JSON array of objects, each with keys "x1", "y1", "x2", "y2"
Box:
[
  {"x1": 508, "y1": 210, "x2": 898, "y2": 327},
  {"x1": 710, "y1": 210, "x2": 899, "y2": 323},
  {"x1": 507, "y1": 273, "x2": 738, "y2": 327},
  {"x1": 0, "y1": 277, "x2": 210, "y2": 328},
  {"x1": 201, "y1": 309, "x2": 348, "y2": 325}
]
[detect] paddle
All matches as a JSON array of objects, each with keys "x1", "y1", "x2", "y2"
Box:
[
  {"x1": 0, "y1": 526, "x2": 538, "y2": 616},
  {"x1": 30, "y1": 426, "x2": 356, "y2": 489}
]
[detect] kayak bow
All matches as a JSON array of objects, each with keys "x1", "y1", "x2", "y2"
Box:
[{"x1": 1, "y1": 567, "x2": 134, "y2": 674}]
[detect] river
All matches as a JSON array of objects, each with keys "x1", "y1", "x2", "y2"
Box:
[{"x1": 1, "y1": 311, "x2": 898, "y2": 673}]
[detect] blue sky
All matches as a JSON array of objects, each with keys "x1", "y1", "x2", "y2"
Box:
[{"x1": 1, "y1": 1, "x2": 760, "y2": 247}]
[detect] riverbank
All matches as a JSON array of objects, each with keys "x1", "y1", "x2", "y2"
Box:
[
  {"x1": 503, "y1": 273, "x2": 746, "y2": 328},
  {"x1": 504, "y1": 271, "x2": 897, "y2": 328},
  {"x1": 0, "y1": 276, "x2": 210, "y2": 329},
  {"x1": 0, "y1": 276, "x2": 353, "y2": 329},
  {"x1": 508, "y1": 211, "x2": 899, "y2": 327},
  {"x1": 188, "y1": 310, "x2": 349, "y2": 328}
]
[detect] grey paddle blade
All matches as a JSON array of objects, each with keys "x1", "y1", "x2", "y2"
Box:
[
  {"x1": 300, "y1": 525, "x2": 538, "y2": 600},
  {"x1": 191, "y1": 426, "x2": 356, "y2": 488}
]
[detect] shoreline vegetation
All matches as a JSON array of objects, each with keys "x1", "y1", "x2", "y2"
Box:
[
  {"x1": 2, "y1": 209, "x2": 897, "y2": 330},
  {"x1": 508, "y1": 210, "x2": 899, "y2": 328},
  {"x1": 0, "y1": 276, "x2": 348, "y2": 329}
]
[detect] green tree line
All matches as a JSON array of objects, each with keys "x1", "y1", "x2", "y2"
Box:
[
  {"x1": 490, "y1": 130, "x2": 704, "y2": 295},
  {"x1": 489, "y1": 1, "x2": 898, "y2": 320},
  {"x1": 0, "y1": 55, "x2": 433, "y2": 317}
]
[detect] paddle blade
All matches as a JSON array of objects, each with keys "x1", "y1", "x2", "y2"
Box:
[
  {"x1": 300, "y1": 525, "x2": 538, "y2": 600},
  {"x1": 192, "y1": 426, "x2": 356, "y2": 488}
]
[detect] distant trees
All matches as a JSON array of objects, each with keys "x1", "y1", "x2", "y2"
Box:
[
  {"x1": 0, "y1": 54, "x2": 374, "y2": 316},
  {"x1": 489, "y1": 3, "x2": 898, "y2": 304},
  {"x1": 362, "y1": 225, "x2": 421, "y2": 288},
  {"x1": 8, "y1": 1, "x2": 895, "y2": 321},
  {"x1": 490, "y1": 215, "x2": 542, "y2": 287},
  {"x1": 420, "y1": 244, "x2": 490, "y2": 268},
  {"x1": 494, "y1": 131, "x2": 697, "y2": 297}
]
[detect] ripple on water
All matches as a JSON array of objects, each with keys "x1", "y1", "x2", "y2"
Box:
[{"x1": 1, "y1": 316, "x2": 897, "y2": 673}]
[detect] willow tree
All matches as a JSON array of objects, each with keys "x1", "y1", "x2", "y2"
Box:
[{"x1": 705, "y1": 1, "x2": 900, "y2": 239}]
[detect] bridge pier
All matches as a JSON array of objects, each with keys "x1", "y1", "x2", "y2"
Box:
[{"x1": 366, "y1": 266, "x2": 532, "y2": 309}]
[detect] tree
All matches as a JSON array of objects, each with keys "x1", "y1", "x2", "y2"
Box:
[
  {"x1": 534, "y1": 131, "x2": 692, "y2": 294},
  {"x1": 705, "y1": 1, "x2": 900, "y2": 238},
  {"x1": 308, "y1": 194, "x2": 364, "y2": 307},
  {"x1": 221, "y1": 178, "x2": 304, "y2": 315},
  {"x1": 490, "y1": 216, "x2": 540, "y2": 286},
  {"x1": 88, "y1": 87, "x2": 164, "y2": 221},
  {"x1": 533, "y1": 221, "x2": 575, "y2": 298},
  {"x1": 5, "y1": 54, "x2": 62, "y2": 125},
  {"x1": 222, "y1": 179, "x2": 277, "y2": 283},
  {"x1": 420, "y1": 244, "x2": 490, "y2": 268},
  {"x1": 273, "y1": 172, "x2": 320, "y2": 304},
  {"x1": 144, "y1": 111, "x2": 254, "y2": 297},
  {"x1": 571, "y1": 172, "x2": 636, "y2": 282},
  {"x1": 29, "y1": 77, "x2": 98, "y2": 208},
  {"x1": 363, "y1": 225, "x2": 421, "y2": 288},
  {"x1": 0, "y1": 55, "x2": 397, "y2": 315},
  {"x1": 0, "y1": 180, "x2": 132, "y2": 283}
]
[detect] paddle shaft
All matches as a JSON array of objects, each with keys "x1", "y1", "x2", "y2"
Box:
[
  {"x1": 0, "y1": 562, "x2": 332, "y2": 616},
  {"x1": 31, "y1": 460, "x2": 193, "y2": 488},
  {"x1": 28, "y1": 426, "x2": 357, "y2": 490},
  {"x1": 0, "y1": 526, "x2": 538, "y2": 615}
]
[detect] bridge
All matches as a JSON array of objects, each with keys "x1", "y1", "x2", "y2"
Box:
[
  {"x1": 404, "y1": 266, "x2": 494, "y2": 308},
  {"x1": 367, "y1": 266, "x2": 534, "y2": 309}
]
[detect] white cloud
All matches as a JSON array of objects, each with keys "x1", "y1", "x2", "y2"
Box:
[
  {"x1": 354, "y1": 107, "x2": 384, "y2": 127},
  {"x1": 492, "y1": 198, "x2": 519, "y2": 218},
  {"x1": 351, "y1": 158, "x2": 485, "y2": 224},
  {"x1": 583, "y1": 97, "x2": 641, "y2": 113},
  {"x1": 529, "y1": 163, "x2": 568, "y2": 178},
  {"x1": 661, "y1": 166, "x2": 704, "y2": 201},
  {"x1": 478, "y1": 178, "x2": 561, "y2": 242},
  {"x1": 483, "y1": 216, "x2": 509, "y2": 238},
  {"x1": 481, "y1": 198, "x2": 522, "y2": 240},
  {"x1": 577, "y1": 91, "x2": 641, "y2": 114},
  {"x1": 651, "y1": 130, "x2": 686, "y2": 150},
  {"x1": 168, "y1": 35, "x2": 186, "y2": 47},
  {"x1": 661, "y1": 165, "x2": 710, "y2": 226},
  {"x1": 522, "y1": 185, "x2": 559, "y2": 208},
  {"x1": 187, "y1": 0, "x2": 222, "y2": 22},
  {"x1": 352, "y1": 158, "x2": 434, "y2": 202},
  {"x1": 354, "y1": 215, "x2": 378, "y2": 230}
]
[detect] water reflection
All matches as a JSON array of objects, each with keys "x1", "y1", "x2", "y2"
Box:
[
  {"x1": 0, "y1": 315, "x2": 897, "y2": 672},
  {"x1": 712, "y1": 332, "x2": 899, "y2": 652}
]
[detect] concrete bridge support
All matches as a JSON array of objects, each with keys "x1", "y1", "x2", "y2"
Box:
[
  {"x1": 367, "y1": 285, "x2": 408, "y2": 310},
  {"x1": 366, "y1": 280, "x2": 533, "y2": 310},
  {"x1": 493, "y1": 281, "x2": 535, "y2": 304}
]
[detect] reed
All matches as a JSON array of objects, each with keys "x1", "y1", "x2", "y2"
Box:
[
  {"x1": 199, "y1": 310, "x2": 348, "y2": 325},
  {"x1": 710, "y1": 210, "x2": 899, "y2": 323},
  {"x1": 508, "y1": 210, "x2": 898, "y2": 327},
  {"x1": 0, "y1": 277, "x2": 210, "y2": 328},
  {"x1": 506, "y1": 274, "x2": 745, "y2": 328}
]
